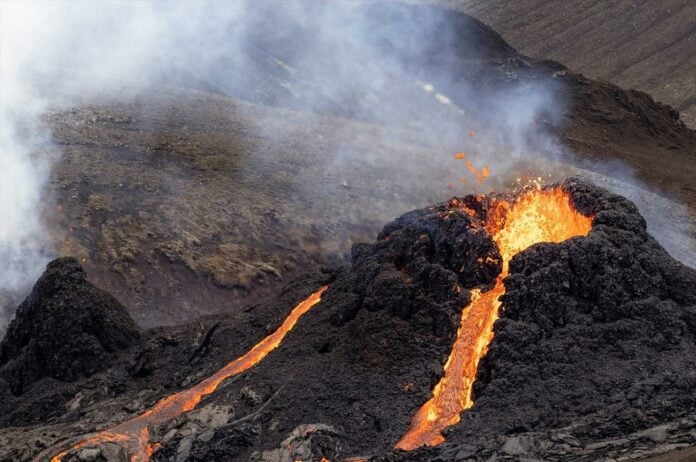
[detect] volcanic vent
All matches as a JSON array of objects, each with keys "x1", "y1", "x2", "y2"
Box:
[
  {"x1": 4, "y1": 178, "x2": 696, "y2": 462},
  {"x1": 395, "y1": 185, "x2": 593, "y2": 449}
]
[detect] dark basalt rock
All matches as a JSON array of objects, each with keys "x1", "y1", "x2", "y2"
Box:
[
  {"x1": 374, "y1": 178, "x2": 696, "y2": 461},
  {"x1": 172, "y1": 177, "x2": 696, "y2": 461},
  {"x1": 466, "y1": 178, "x2": 696, "y2": 437},
  {"x1": 3, "y1": 179, "x2": 696, "y2": 462},
  {"x1": 330, "y1": 200, "x2": 501, "y2": 328},
  {"x1": 0, "y1": 257, "x2": 140, "y2": 395},
  {"x1": 157, "y1": 197, "x2": 503, "y2": 461}
]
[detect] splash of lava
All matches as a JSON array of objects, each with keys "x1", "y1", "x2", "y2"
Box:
[
  {"x1": 395, "y1": 187, "x2": 592, "y2": 450},
  {"x1": 43, "y1": 287, "x2": 327, "y2": 462}
]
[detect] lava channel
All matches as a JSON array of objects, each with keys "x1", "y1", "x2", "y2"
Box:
[
  {"x1": 41, "y1": 286, "x2": 327, "y2": 462},
  {"x1": 396, "y1": 187, "x2": 592, "y2": 450}
]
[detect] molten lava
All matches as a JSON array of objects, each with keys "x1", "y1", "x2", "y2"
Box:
[
  {"x1": 396, "y1": 187, "x2": 592, "y2": 450},
  {"x1": 44, "y1": 287, "x2": 327, "y2": 462},
  {"x1": 42, "y1": 187, "x2": 591, "y2": 459}
]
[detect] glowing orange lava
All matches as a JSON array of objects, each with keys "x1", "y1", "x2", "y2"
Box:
[
  {"x1": 396, "y1": 187, "x2": 592, "y2": 450},
  {"x1": 43, "y1": 287, "x2": 327, "y2": 462},
  {"x1": 465, "y1": 161, "x2": 490, "y2": 184},
  {"x1": 453, "y1": 151, "x2": 490, "y2": 184}
]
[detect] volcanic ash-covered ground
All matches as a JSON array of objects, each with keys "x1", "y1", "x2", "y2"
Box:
[{"x1": 1, "y1": 177, "x2": 696, "y2": 462}]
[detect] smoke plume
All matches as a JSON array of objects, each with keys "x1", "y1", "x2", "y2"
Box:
[{"x1": 0, "y1": 1, "x2": 692, "y2": 330}]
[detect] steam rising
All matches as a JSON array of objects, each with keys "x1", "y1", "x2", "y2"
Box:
[
  {"x1": 0, "y1": 1, "x2": 248, "y2": 328},
  {"x1": 1, "y1": 3, "x2": 52, "y2": 319},
  {"x1": 0, "y1": 1, "x2": 692, "y2": 330}
]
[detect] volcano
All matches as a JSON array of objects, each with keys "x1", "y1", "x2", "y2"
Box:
[
  {"x1": 8, "y1": 1, "x2": 692, "y2": 338},
  {"x1": 2, "y1": 178, "x2": 695, "y2": 462},
  {"x1": 2, "y1": 2, "x2": 696, "y2": 461}
]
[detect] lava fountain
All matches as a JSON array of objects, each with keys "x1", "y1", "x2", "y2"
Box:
[
  {"x1": 42, "y1": 287, "x2": 327, "y2": 462},
  {"x1": 395, "y1": 187, "x2": 592, "y2": 450}
]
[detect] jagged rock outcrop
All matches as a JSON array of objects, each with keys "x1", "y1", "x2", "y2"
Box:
[
  {"x1": 0, "y1": 257, "x2": 140, "y2": 395},
  {"x1": 2, "y1": 180, "x2": 696, "y2": 462},
  {"x1": 373, "y1": 178, "x2": 696, "y2": 461},
  {"x1": 162, "y1": 178, "x2": 696, "y2": 461},
  {"x1": 465, "y1": 178, "x2": 696, "y2": 437}
]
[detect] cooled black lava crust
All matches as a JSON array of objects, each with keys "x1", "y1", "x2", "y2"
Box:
[{"x1": 2, "y1": 178, "x2": 695, "y2": 462}]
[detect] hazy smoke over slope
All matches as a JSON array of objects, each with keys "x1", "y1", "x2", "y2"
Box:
[
  {"x1": 0, "y1": 1, "x2": 691, "y2": 329},
  {"x1": 0, "y1": 1, "x2": 252, "y2": 326},
  {"x1": 1, "y1": 3, "x2": 53, "y2": 315}
]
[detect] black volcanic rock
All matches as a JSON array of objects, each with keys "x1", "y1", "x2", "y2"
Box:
[
  {"x1": 3, "y1": 179, "x2": 696, "y2": 462},
  {"x1": 331, "y1": 200, "x2": 502, "y2": 328},
  {"x1": 152, "y1": 200, "x2": 503, "y2": 461},
  {"x1": 0, "y1": 257, "x2": 140, "y2": 395},
  {"x1": 374, "y1": 178, "x2": 696, "y2": 461},
  {"x1": 155, "y1": 178, "x2": 696, "y2": 462},
  {"x1": 460, "y1": 179, "x2": 696, "y2": 437}
]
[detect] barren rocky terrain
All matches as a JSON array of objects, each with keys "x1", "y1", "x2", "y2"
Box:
[
  {"x1": 445, "y1": 0, "x2": 696, "y2": 128},
  {"x1": 4, "y1": 2, "x2": 688, "y2": 330},
  {"x1": 2, "y1": 179, "x2": 696, "y2": 462},
  {"x1": 1, "y1": 2, "x2": 695, "y2": 461}
]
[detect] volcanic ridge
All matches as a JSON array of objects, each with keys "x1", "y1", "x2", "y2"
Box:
[
  {"x1": 1, "y1": 178, "x2": 695, "y2": 462},
  {"x1": 19, "y1": 1, "x2": 695, "y2": 338}
]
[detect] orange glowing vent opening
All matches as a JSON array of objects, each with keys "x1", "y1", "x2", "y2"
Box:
[
  {"x1": 395, "y1": 187, "x2": 592, "y2": 450},
  {"x1": 46, "y1": 287, "x2": 327, "y2": 462}
]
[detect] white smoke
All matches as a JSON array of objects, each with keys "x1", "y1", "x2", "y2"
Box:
[
  {"x1": 0, "y1": 1, "x2": 692, "y2": 331},
  {"x1": 0, "y1": 1, "x2": 248, "y2": 328},
  {"x1": 1, "y1": 3, "x2": 53, "y2": 312}
]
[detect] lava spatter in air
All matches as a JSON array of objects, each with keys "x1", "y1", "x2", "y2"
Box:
[
  {"x1": 396, "y1": 187, "x2": 592, "y2": 450},
  {"x1": 43, "y1": 287, "x2": 327, "y2": 462}
]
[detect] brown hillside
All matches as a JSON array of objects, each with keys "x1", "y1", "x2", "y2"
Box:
[{"x1": 443, "y1": 0, "x2": 696, "y2": 127}]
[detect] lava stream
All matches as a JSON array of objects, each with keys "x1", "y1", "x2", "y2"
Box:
[
  {"x1": 43, "y1": 286, "x2": 327, "y2": 462},
  {"x1": 396, "y1": 187, "x2": 592, "y2": 450}
]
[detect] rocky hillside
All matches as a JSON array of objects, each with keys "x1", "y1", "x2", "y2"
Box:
[
  {"x1": 2, "y1": 3, "x2": 695, "y2": 461},
  {"x1": 2, "y1": 179, "x2": 695, "y2": 461},
  {"x1": 2, "y1": 2, "x2": 689, "y2": 332},
  {"x1": 447, "y1": 0, "x2": 696, "y2": 128}
]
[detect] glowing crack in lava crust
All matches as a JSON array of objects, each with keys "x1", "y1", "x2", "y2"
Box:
[
  {"x1": 396, "y1": 187, "x2": 593, "y2": 450},
  {"x1": 43, "y1": 287, "x2": 327, "y2": 462}
]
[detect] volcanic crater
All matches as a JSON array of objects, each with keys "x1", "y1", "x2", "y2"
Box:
[{"x1": 2, "y1": 178, "x2": 695, "y2": 462}]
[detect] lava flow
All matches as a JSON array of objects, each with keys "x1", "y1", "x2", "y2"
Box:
[
  {"x1": 396, "y1": 187, "x2": 592, "y2": 450},
  {"x1": 43, "y1": 287, "x2": 327, "y2": 462}
]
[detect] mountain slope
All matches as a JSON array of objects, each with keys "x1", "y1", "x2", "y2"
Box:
[
  {"x1": 2, "y1": 179, "x2": 696, "y2": 461},
  {"x1": 0, "y1": 1, "x2": 691, "y2": 331},
  {"x1": 447, "y1": 0, "x2": 696, "y2": 127}
]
